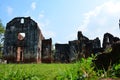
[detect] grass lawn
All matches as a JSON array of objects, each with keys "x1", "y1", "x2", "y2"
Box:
[
  {"x1": 1, "y1": 58, "x2": 120, "y2": 80},
  {"x1": 0, "y1": 63, "x2": 75, "y2": 80}
]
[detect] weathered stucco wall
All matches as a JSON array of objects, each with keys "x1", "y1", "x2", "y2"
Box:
[{"x1": 3, "y1": 17, "x2": 44, "y2": 63}]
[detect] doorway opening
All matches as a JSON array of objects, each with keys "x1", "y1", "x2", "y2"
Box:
[{"x1": 16, "y1": 47, "x2": 23, "y2": 62}]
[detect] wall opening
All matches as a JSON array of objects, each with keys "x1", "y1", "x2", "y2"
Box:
[
  {"x1": 20, "y1": 18, "x2": 24, "y2": 24},
  {"x1": 18, "y1": 33, "x2": 25, "y2": 40},
  {"x1": 16, "y1": 47, "x2": 23, "y2": 62}
]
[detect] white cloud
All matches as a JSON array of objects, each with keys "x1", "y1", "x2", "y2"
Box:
[
  {"x1": 39, "y1": 14, "x2": 44, "y2": 19},
  {"x1": 37, "y1": 22, "x2": 45, "y2": 29},
  {"x1": 77, "y1": 0, "x2": 120, "y2": 41},
  {"x1": 77, "y1": 4, "x2": 103, "y2": 33},
  {"x1": 31, "y1": 2, "x2": 36, "y2": 10},
  {"x1": 31, "y1": 10, "x2": 55, "y2": 39},
  {"x1": 37, "y1": 19, "x2": 50, "y2": 28},
  {"x1": 7, "y1": 6, "x2": 13, "y2": 15},
  {"x1": 43, "y1": 30, "x2": 56, "y2": 38},
  {"x1": 37, "y1": 21, "x2": 55, "y2": 39},
  {"x1": 104, "y1": 1, "x2": 120, "y2": 15},
  {"x1": 38, "y1": 10, "x2": 45, "y2": 19},
  {"x1": 96, "y1": 17, "x2": 107, "y2": 26},
  {"x1": 65, "y1": 33, "x2": 77, "y2": 41}
]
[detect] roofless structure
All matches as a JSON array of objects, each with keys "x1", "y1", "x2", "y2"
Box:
[{"x1": 3, "y1": 17, "x2": 45, "y2": 63}]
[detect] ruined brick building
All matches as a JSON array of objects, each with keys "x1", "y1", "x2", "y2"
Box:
[
  {"x1": 3, "y1": 17, "x2": 120, "y2": 64},
  {"x1": 54, "y1": 30, "x2": 120, "y2": 63},
  {"x1": 55, "y1": 31, "x2": 101, "y2": 63},
  {"x1": 3, "y1": 17, "x2": 52, "y2": 63}
]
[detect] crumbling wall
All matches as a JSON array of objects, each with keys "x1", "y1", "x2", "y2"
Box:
[
  {"x1": 69, "y1": 40, "x2": 81, "y2": 62},
  {"x1": 42, "y1": 38, "x2": 52, "y2": 63},
  {"x1": 3, "y1": 17, "x2": 44, "y2": 63},
  {"x1": 77, "y1": 31, "x2": 101, "y2": 58},
  {"x1": 55, "y1": 44, "x2": 70, "y2": 63},
  {"x1": 102, "y1": 33, "x2": 120, "y2": 49},
  {"x1": 77, "y1": 31, "x2": 91, "y2": 58},
  {"x1": 54, "y1": 31, "x2": 102, "y2": 63},
  {"x1": 94, "y1": 42, "x2": 120, "y2": 70}
]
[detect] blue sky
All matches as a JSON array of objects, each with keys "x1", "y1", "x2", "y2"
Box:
[{"x1": 0, "y1": 0, "x2": 120, "y2": 44}]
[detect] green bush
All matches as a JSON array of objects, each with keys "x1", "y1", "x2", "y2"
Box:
[
  {"x1": 56, "y1": 56, "x2": 120, "y2": 80},
  {"x1": 111, "y1": 63, "x2": 120, "y2": 77},
  {"x1": 56, "y1": 57, "x2": 98, "y2": 80}
]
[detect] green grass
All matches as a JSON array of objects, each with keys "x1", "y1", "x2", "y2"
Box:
[
  {"x1": 0, "y1": 57, "x2": 120, "y2": 80},
  {"x1": 0, "y1": 63, "x2": 74, "y2": 80}
]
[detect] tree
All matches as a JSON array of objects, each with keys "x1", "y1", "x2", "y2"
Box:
[{"x1": 0, "y1": 20, "x2": 5, "y2": 58}]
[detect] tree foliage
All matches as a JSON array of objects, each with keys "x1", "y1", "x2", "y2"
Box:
[
  {"x1": 0, "y1": 20, "x2": 4, "y2": 33},
  {"x1": 0, "y1": 20, "x2": 5, "y2": 46},
  {"x1": 0, "y1": 20, "x2": 5, "y2": 58}
]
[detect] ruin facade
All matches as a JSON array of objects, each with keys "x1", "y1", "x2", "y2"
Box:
[
  {"x1": 42, "y1": 38, "x2": 52, "y2": 63},
  {"x1": 102, "y1": 33, "x2": 120, "y2": 49},
  {"x1": 3, "y1": 17, "x2": 45, "y2": 63},
  {"x1": 55, "y1": 31, "x2": 102, "y2": 62},
  {"x1": 69, "y1": 40, "x2": 81, "y2": 62},
  {"x1": 55, "y1": 44, "x2": 70, "y2": 63},
  {"x1": 3, "y1": 17, "x2": 120, "y2": 64}
]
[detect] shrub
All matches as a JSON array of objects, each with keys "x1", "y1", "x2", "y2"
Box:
[
  {"x1": 56, "y1": 55, "x2": 120, "y2": 80},
  {"x1": 56, "y1": 57, "x2": 99, "y2": 80}
]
